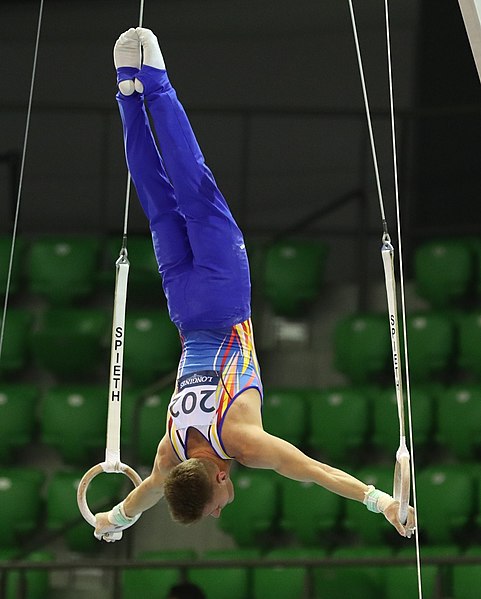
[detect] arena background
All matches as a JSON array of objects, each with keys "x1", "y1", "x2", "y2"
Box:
[{"x1": 0, "y1": 1, "x2": 480, "y2": 598}]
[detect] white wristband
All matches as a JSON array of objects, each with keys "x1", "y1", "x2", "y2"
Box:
[
  {"x1": 108, "y1": 502, "x2": 137, "y2": 527},
  {"x1": 363, "y1": 486, "x2": 393, "y2": 513}
]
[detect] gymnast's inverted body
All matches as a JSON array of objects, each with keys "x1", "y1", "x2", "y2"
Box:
[{"x1": 95, "y1": 27, "x2": 415, "y2": 541}]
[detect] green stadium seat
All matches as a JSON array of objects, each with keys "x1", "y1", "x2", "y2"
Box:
[
  {"x1": 313, "y1": 546, "x2": 390, "y2": 599},
  {"x1": 343, "y1": 466, "x2": 394, "y2": 544},
  {"x1": 30, "y1": 307, "x2": 108, "y2": 378},
  {"x1": 405, "y1": 312, "x2": 454, "y2": 382},
  {"x1": 416, "y1": 466, "x2": 473, "y2": 545},
  {"x1": 252, "y1": 547, "x2": 322, "y2": 599},
  {"x1": 333, "y1": 313, "x2": 390, "y2": 383},
  {"x1": 263, "y1": 240, "x2": 328, "y2": 316},
  {"x1": 0, "y1": 235, "x2": 25, "y2": 297},
  {"x1": 26, "y1": 235, "x2": 100, "y2": 304},
  {"x1": 40, "y1": 385, "x2": 108, "y2": 464},
  {"x1": 452, "y1": 547, "x2": 481, "y2": 599},
  {"x1": 101, "y1": 236, "x2": 164, "y2": 302},
  {"x1": 0, "y1": 383, "x2": 38, "y2": 462},
  {"x1": 0, "y1": 467, "x2": 44, "y2": 549},
  {"x1": 471, "y1": 238, "x2": 481, "y2": 299},
  {"x1": 372, "y1": 386, "x2": 432, "y2": 456},
  {"x1": 385, "y1": 545, "x2": 449, "y2": 599},
  {"x1": 116, "y1": 387, "x2": 143, "y2": 452},
  {"x1": 0, "y1": 550, "x2": 54, "y2": 599},
  {"x1": 189, "y1": 548, "x2": 260, "y2": 599},
  {"x1": 414, "y1": 239, "x2": 473, "y2": 308},
  {"x1": 123, "y1": 550, "x2": 196, "y2": 599},
  {"x1": 457, "y1": 311, "x2": 481, "y2": 379},
  {"x1": 135, "y1": 390, "x2": 172, "y2": 466},
  {"x1": 262, "y1": 389, "x2": 307, "y2": 447},
  {"x1": 219, "y1": 470, "x2": 278, "y2": 546},
  {"x1": 307, "y1": 386, "x2": 369, "y2": 463},
  {"x1": 0, "y1": 308, "x2": 32, "y2": 375},
  {"x1": 46, "y1": 469, "x2": 124, "y2": 553},
  {"x1": 436, "y1": 385, "x2": 481, "y2": 459},
  {"x1": 279, "y1": 477, "x2": 341, "y2": 545},
  {"x1": 124, "y1": 310, "x2": 180, "y2": 384}
]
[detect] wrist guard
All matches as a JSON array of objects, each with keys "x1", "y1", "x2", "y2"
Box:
[
  {"x1": 108, "y1": 502, "x2": 137, "y2": 527},
  {"x1": 363, "y1": 485, "x2": 394, "y2": 513}
]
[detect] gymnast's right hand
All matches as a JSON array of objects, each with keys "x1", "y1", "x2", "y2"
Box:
[{"x1": 94, "y1": 511, "x2": 124, "y2": 542}]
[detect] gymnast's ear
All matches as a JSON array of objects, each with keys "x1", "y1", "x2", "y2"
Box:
[{"x1": 216, "y1": 470, "x2": 228, "y2": 483}]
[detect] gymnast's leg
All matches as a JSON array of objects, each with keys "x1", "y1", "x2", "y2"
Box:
[
  {"x1": 133, "y1": 29, "x2": 250, "y2": 289},
  {"x1": 114, "y1": 30, "x2": 192, "y2": 284}
]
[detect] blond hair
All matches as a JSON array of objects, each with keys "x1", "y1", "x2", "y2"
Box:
[{"x1": 163, "y1": 458, "x2": 214, "y2": 524}]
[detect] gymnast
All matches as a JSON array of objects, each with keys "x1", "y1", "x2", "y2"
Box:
[{"x1": 95, "y1": 27, "x2": 415, "y2": 541}]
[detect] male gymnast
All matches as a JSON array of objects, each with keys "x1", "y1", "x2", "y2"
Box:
[{"x1": 95, "y1": 28, "x2": 415, "y2": 541}]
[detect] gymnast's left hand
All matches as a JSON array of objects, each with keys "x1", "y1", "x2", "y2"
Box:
[{"x1": 383, "y1": 501, "x2": 416, "y2": 539}]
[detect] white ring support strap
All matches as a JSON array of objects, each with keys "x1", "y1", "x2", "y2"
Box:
[
  {"x1": 77, "y1": 253, "x2": 142, "y2": 537},
  {"x1": 381, "y1": 242, "x2": 410, "y2": 525},
  {"x1": 105, "y1": 254, "x2": 130, "y2": 469}
]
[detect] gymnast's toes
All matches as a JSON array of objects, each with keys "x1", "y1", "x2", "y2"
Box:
[
  {"x1": 119, "y1": 80, "x2": 136, "y2": 96},
  {"x1": 114, "y1": 27, "x2": 141, "y2": 70},
  {"x1": 136, "y1": 27, "x2": 166, "y2": 70},
  {"x1": 134, "y1": 78, "x2": 144, "y2": 94}
]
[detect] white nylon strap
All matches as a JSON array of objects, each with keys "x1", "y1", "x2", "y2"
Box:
[
  {"x1": 381, "y1": 240, "x2": 410, "y2": 526},
  {"x1": 104, "y1": 254, "x2": 129, "y2": 471},
  {"x1": 381, "y1": 241, "x2": 405, "y2": 433}
]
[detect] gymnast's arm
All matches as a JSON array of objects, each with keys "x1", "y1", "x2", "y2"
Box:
[
  {"x1": 230, "y1": 425, "x2": 415, "y2": 537},
  {"x1": 94, "y1": 435, "x2": 178, "y2": 539}
]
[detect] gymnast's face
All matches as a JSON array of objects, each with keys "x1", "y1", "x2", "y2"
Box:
[{"x1": 203, "y1": 472, "x2": 235, "y2": 519}]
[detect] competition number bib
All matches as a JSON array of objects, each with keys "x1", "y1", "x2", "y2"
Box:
[{"x1": 169, "y1": 370, "x2": 219, "y2": 429}]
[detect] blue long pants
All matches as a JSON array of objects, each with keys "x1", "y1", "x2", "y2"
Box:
[{"x1": 116, "y1": 67, "x2": 251, "y2": 331}]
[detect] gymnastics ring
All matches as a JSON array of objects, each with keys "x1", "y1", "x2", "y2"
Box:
[
  {"x1": 394, "y1": 449, "x2": 410, "y2": 525},
  {"x1": 77, "y1": 462, "x2": 142, "y2": 539}
]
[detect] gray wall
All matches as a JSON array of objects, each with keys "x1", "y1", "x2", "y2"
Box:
[{"x1": 1, "y1": 0, "x2": 420, "y2": 282}]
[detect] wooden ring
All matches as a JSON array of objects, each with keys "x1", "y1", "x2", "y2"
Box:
[{"x1": 77, "y1": 462, "x2": 142, "y2": 527}]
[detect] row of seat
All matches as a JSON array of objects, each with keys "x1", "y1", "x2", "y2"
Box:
[
  {"x1": 0, "y1": 235, "x2": 163, "y2": 305},
  {"x1": 1, "y1": 464, "x2": 479, "y2": 552},
  {"x1": 264, "y1": 384, "x2": 481, "y2": 462},
  {"x1": 219, "y1": 465, "x2": 481, "y2": 548},
  {"x1": 333, "y1": 309, "x2": 481, "y2": 383},
  {"x1": 2, "y1": 540, "x2": 481, "y2": 599},
  {"x1": 0, "y1": 550, "x2": 53, "y2": 599},
  {"x1": 0, "y1": 234, "x2": 328, "y2": 316},
  {"x1": 2, "y1": 545, "x2": 479, "y2": 599},
  {"x1": 4, "y1": 304, "x2": 481, "y2": 384},
  {"x1": 2, "y1": 234, "x2": 481, "y2": 311},
  {"x1": 0, "y1": 383, "x2": 171, "y2": 465},
  {"x1": 2, "y1": 382, "x2": 481, "y2": 466},
  {"x1": 117, "y1": 546, "x2": 479, "y2": 599},
  {"x1": 0, "y1": 467, "x2": 123, "y2": 553},
  {"x1": 0, "y1": 307, "x2": 180, "y2": 382}
]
